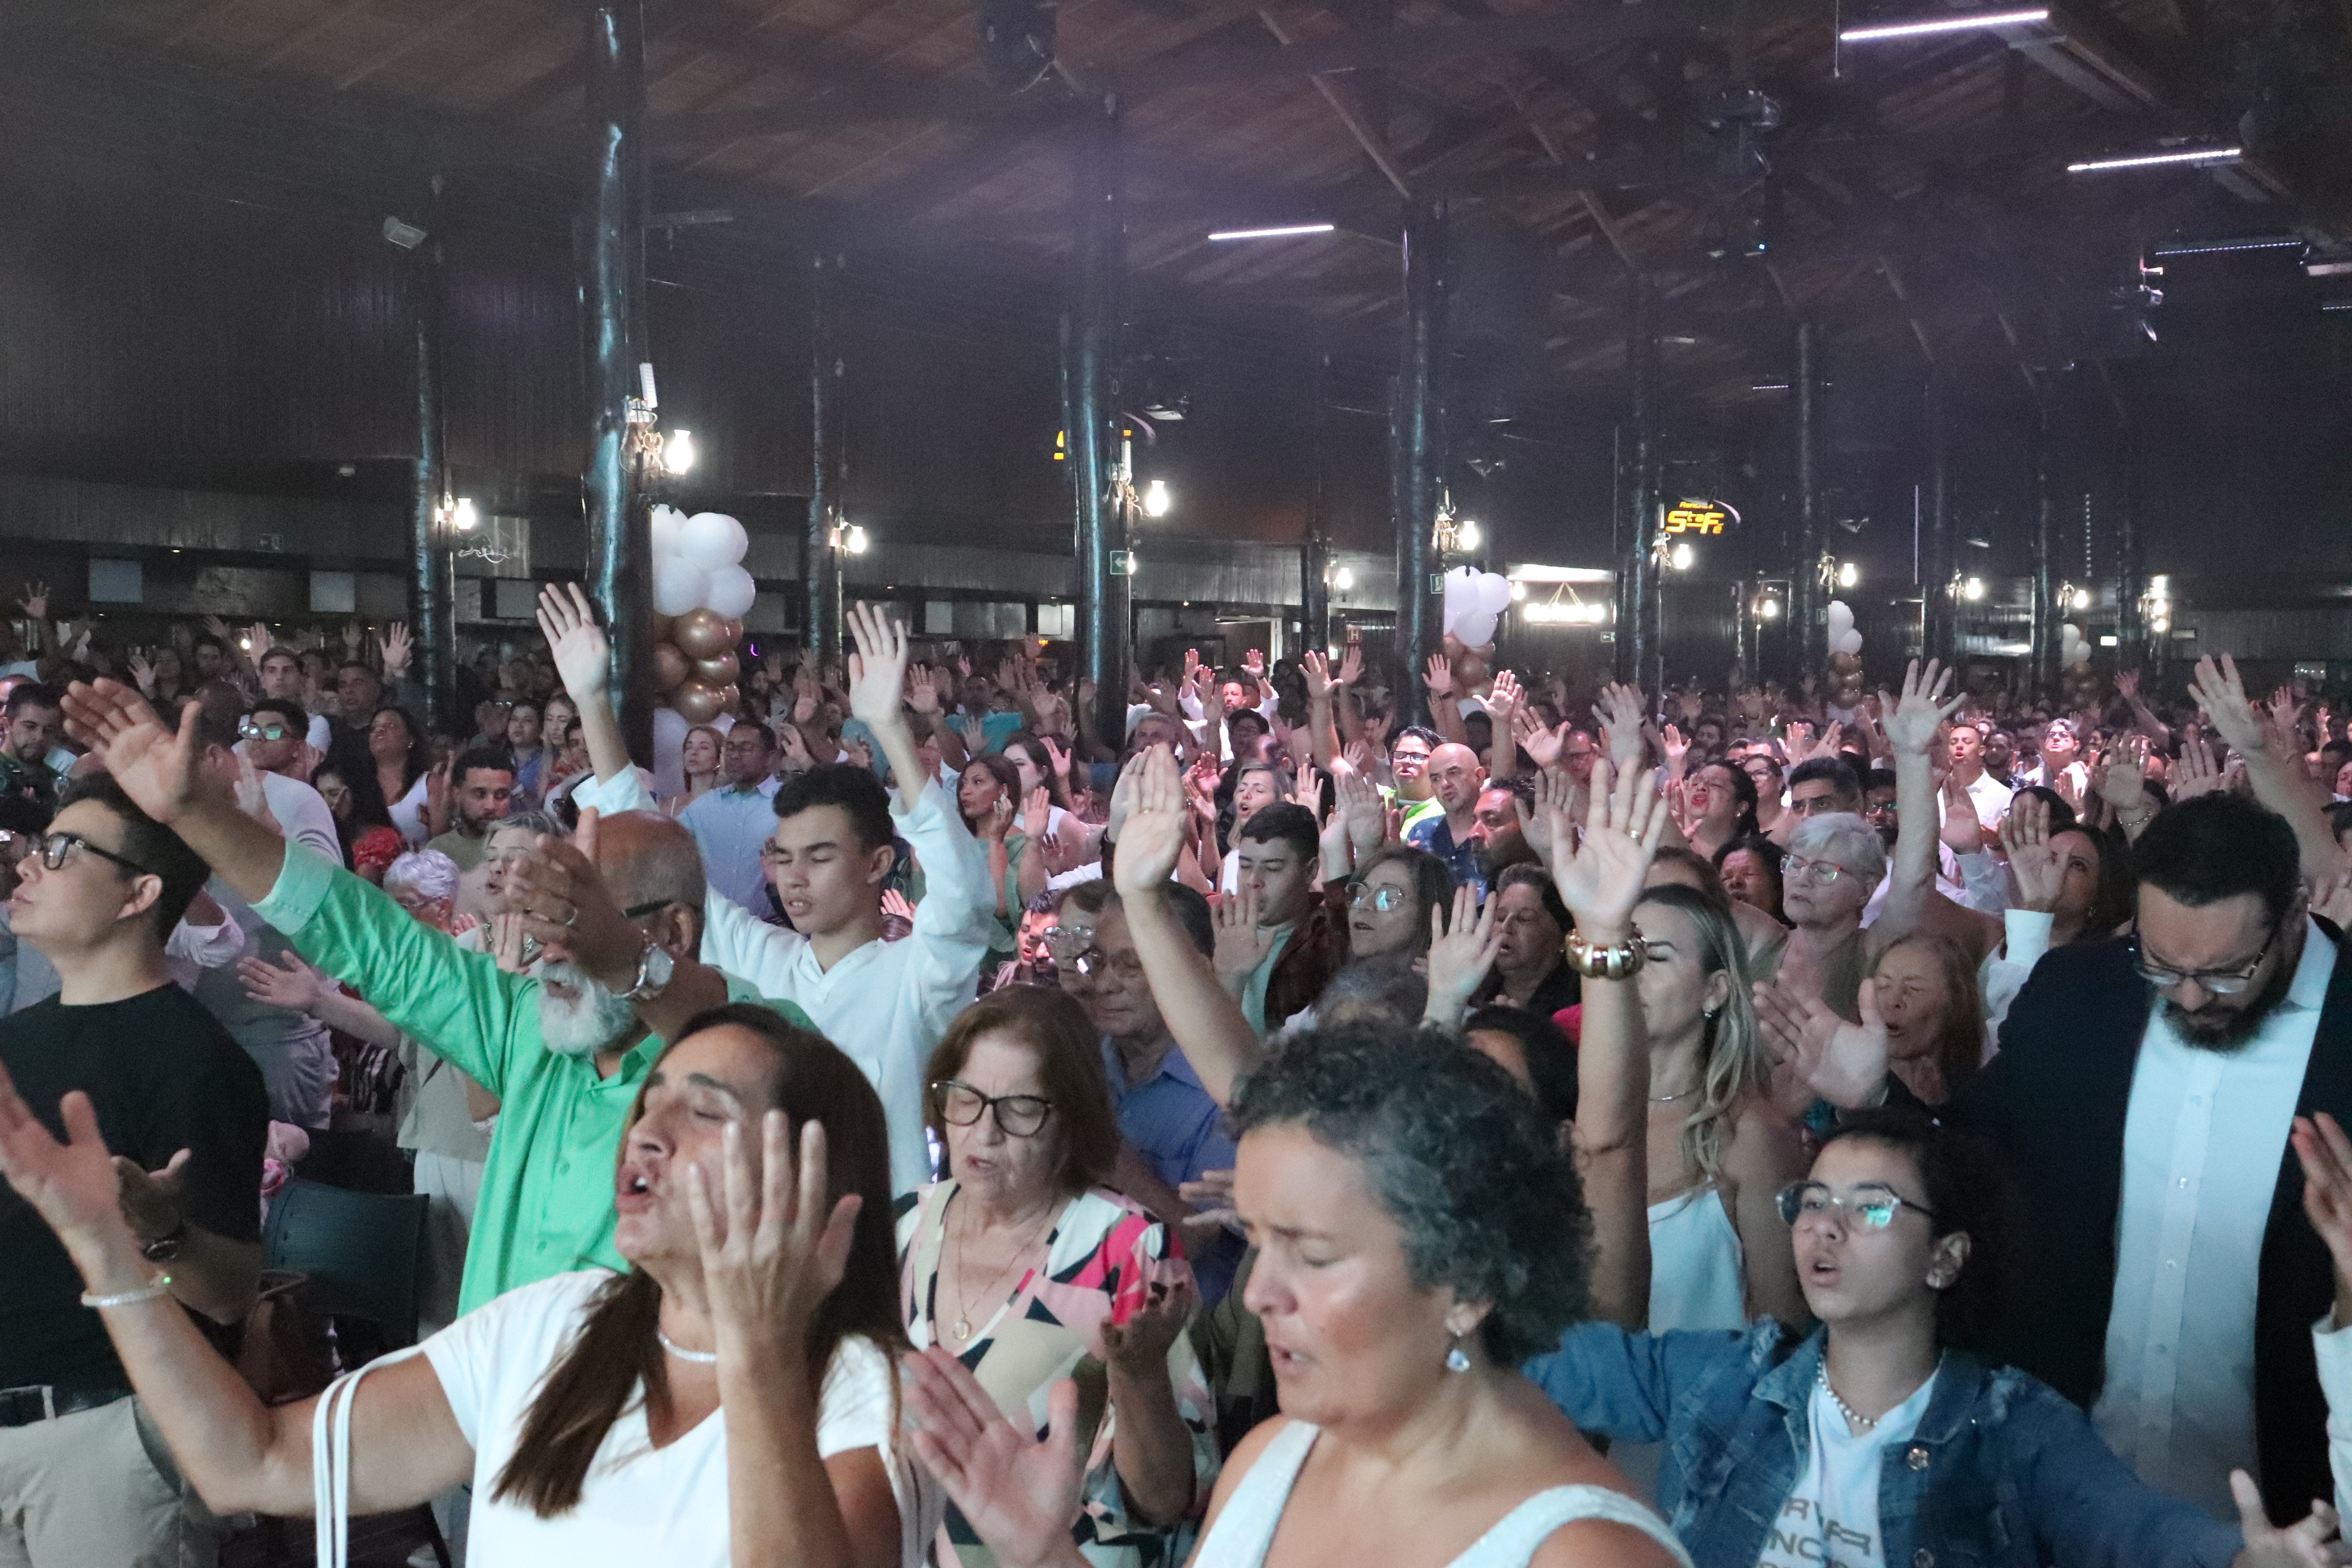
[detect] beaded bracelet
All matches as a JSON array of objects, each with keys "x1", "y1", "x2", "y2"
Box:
[{"x1": 81, "y1": 1274, "x2": 173, "y2": 1310}]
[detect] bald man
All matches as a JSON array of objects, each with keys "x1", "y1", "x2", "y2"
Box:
[
  {"x1": 57, "y1": 676, "x2": 806, "y2": 1315},
  {"x1": 1404, "y1": 740, "x2": 1491, "y2": 897}
]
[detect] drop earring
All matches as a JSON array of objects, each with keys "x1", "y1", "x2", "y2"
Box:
[{"x1": 1445, "y1": 1335, "x2": 1472, "y2": 1373}]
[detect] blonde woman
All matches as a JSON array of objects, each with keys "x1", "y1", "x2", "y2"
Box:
[{"x1": 1630, "y1": 883, "x2": 1808, "y2": 1331}]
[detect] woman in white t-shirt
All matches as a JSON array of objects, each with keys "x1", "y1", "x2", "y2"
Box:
[{"x1": 0, "y1": 1003, "x2": 924, "y2": 1568}]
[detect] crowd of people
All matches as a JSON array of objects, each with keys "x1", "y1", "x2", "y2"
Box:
[{"x1": 5, "y1": 577, "x2": 2352, "y2": 1568}]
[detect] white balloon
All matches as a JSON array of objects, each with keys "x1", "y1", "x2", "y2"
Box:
[
  {"x1": 1442, "y1": 566, "x2": 1479, "y2": 607},
  {"x1": 702, "y1": 564, "x2": 757, "y2": 619},
  {"x1": 650, "y1": 504, "x2": 686, "y2": 558},
  {"x1": 653, "y1": 556, "x2": 709, "y2": 617},
  {"x1": 1826, "y1": 600, "x2": 1855, "y2": 631},
  {"x1": 679, "y1": 511, "x2": 749, "y2": 572},
  {"x1": 1456, "y1": 610, "x2": 1499, "y2": 649},
  {"x1": 1833, "y1": 629, "x2": 1864, "y2": 655},
  {"x1": 1475, "y1": 572, "x2": 1514, "y2": 614}
]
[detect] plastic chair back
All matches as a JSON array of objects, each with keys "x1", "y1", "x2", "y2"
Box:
[{"x1": 263, "y1": 1179, "x2": 432, "y2": 1350}]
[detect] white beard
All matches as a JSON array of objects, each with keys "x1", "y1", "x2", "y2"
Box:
[{"x1": 537, "y1": 960, "x2": 639, "y2": 1058}]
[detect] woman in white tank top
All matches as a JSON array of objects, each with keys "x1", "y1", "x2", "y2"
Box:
[
  {"x1": 1628, "y1": 883, "x2": 1810, "y2": 1331},
  {"x1": 904, "y1": 758, "x2": 1690, "y2": 1568}
]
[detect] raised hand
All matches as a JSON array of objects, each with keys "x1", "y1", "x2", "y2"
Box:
[
  {"x1": 15, "y1": 581, "x2": 48, "y2": 622},
  {"x1": 1021, "y1": 785, "x2": 1051, "y2": 841},
  {"x1": 58, "y1": 681, "x2": 212, "y2": 825},
  {"x1": 1423, "y1": 652, "x2": 1455, "y2": 699},
  {"x1": 1513, "y1": 708, "x2": 1565, "y2": 770},
  {"x1": 1546, "y1": 757, "x2": 1666, "y2": 937},
  {"x1": 125, "y1": 652, "x2": 155, "y2": 695},
  {"x1": 1481, "y1": 669, "x2": 1524, "y2": 720},
  {"x1": 1335, "y1": 642, "x2": 1363, "y2": 688},
  {"x1": 1595, "y1": 682, "x2": 1647, "y2": 768},
  {"x1": 2115, "y1": 668, "x2": 2141, "y2": 701},
  {"x1": 2190, "y1": 654, "x2": 2269, "y2": 758},
  {"x1": 904, "y1": 1348, "x2": 1088, "y2": 1568},
  {"x1": 238, "y1": 952, "x2": 328, "y2": 1014},
  {"x1": 1110, "y1": 748, "x2": 1186, "y2": 894},
  {"x1": 1879, "y1": 659, "x2": 1962, "y2": 757},
  {"x1": 1334, "y1": 764, "x2": 1386, "y2": 855},
  {"x1": 1423, "y1": 886, "x2": 1505, "y2": 1021},
  {"x1": 688, "y1": 1115, "x2": 862, "y2": 1359},
  {"x1": 203, "y1": 615, "x2": 234, "y2": 643},
  {"x1": 907, "y1": 665, "x2": 942, "y2": 714},
  {"x1": 1939, "y1": 774, "x2": 1988, "y2": 856},
  {"x1": 2269, "y1": 685, "x2": 2303, "y2": 742},
  {"x1": 844, "y1": 602, "x2": 911, "y2": 732},
  {"x1": 1753, "y1": 977, "x2": 1889, "y2": 1111},
  {"x1": 2173, "y1": 735, "x2": 2225, "y2": 802},
  {"x1": 1660, "y1": 722, "x2": 1689, "y2": 775},
  {"x1": 2000, "y1": 791, "x2": 2063, "y2": 913},
  {"x1": 376, "y1": 622, "x2": 413, "y2": 677},
  {"x1": 1212, "y1": 886, "x2": 1274, "y2": 991},
  {"x1": 2094, "y1": 736, "x2": 2150, "y2": 812},
  {"x1": 2292, "y1": 1112, "x2": 2352, "y2": 1324},
  {"x1": 1041, "y1": 735, "x2": 1071, "y2": 782},
  {"x1": 1300, "y1": 650, "x2": 1332, "y2": 702},
  {"x1": 1242, "y1": 647, "x2": 1265, "y2": 682},
  {"x1": 537, "y1": 583, "x2": 611, "y2": 702}
]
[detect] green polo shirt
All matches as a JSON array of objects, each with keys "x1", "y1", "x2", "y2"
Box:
[{"x1": 254, "y1": 841, "x2": 808, "y2": 1316}]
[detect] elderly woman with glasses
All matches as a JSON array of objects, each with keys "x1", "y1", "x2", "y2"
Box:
[{"x1": 904, "y1": 985, "x2": 1218, "y2": 1568}]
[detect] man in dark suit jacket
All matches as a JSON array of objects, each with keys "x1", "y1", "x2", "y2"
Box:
[{"x1": 1826, "y1": 793, "x2": 2348, "y2": 1523}]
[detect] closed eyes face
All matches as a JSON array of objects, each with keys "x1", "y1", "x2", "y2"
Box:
[{"x1": 614, "y1": 1025, "x2": 782, "y2": 1263}]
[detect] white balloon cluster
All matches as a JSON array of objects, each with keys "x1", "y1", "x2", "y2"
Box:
[
  {"x1": 651, "y1": 504, "x2": 758, "y2": 619},
  {"x1": 1827, "y1": 599, "x2": 1864, "y2": 656},
  {"x1": 2060, "y1": 622, "x2": 2092, "y2": 668},
  {"x1": 1442, "y1": 567, "x2": 1513, "y2": 649}
]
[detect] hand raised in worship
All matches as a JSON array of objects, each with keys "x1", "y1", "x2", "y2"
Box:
[
  {"x1": 58, "y1": 680, "x2": 214, "y2": 826},
  {"x1": 233, "y1": 753, "x2": 280, "y2": 834},
  {"x1": 2115, "y1": 668, "x2": 2142, "y2": 701},
  {"x1": 1544, "y1": 757, "x2": 1666, "y2": 938},
  {"x1": 506, "y1": 812, "x2": 639, "y2": 992},
  {"x1": 126, "y1": 651, "x2": 156, "y2": 694},
  {"x1": 1423, "y1": 652, "x2": 1455, "y2": 699},
  {"x1": 2292, "y1": 1112, "x2": 2352, "y2": 1324},
  {"x1": 1513, "y1": 706, "x2": 1566, "y2": 771},
  {"x1": 1999, "y1": 791, "x2": 2064, "y2": 915},
  {"x1": 15, "y1": 581, "x2": 48, "y2": 622},
  {"x1": 1335, "y1": 640, "x2": 1363, "y2": 688},
  {"x1": 1423, "y1": 886, "x2": 1505, "y2": 1021},
  {"x1": 2190, "y1": 654, "x2": 2270, "y2": 759},
  {"x1": 845, "y1": 604, "x2": 913, "y2": 735},
  {"x1": 536, "y1": 582, "x2": 610, "y2": 702},
  {"x1": 374, "y1": 621, "x2": 411, "y2": 677},
  {"x1": 1108, "y1": 750, "x2": 1183, "y2": 890},
  {"x1": 1752, "y1": 976, "x2": 1889, "y2": 1112},
  {"x1": 1481, "y1": 669, "x2": 1524, "y2": 721},
  {"x1": 688, "y1": 1114, "x2": 863, "y2": 1361},
  {"x1": 880, "y1": 888, "x2": 916, "y2": 929},
  {"x1": 1021, "y1": 785, "x2": 1051, "y2": 841},
  {"x1": 1878, "y1": 659, "x2": 1962, "y2": 758},
  {"x1": 2173, "y1": 735, "x2": 2227, "y2": 802},
  {"x1": 238, "y1": 951, "x2": 329, "y2": 1014},
  {"x1": 2094, "y1": 735, "x2": 2151, "y2": 812},
  {"x1": 1595, "y1": 682, "x2": 1647, "y2": 768},
  {"x1": 1334, "y1": 762, "x2": 1386, "y2": 855},
  {"x1": 203, "y1": 615, "x2": 234, "y2": 644},
  {"x1": 905, "y1": 1348, "x2": 1090, "y2": 1568},
  {"x1": 1211, "y1": 885, "x2": 1275, "y2": 991},
  {"x1": 1299, "y1": 650, "x2": 1333, "y2": 702},
  {"x1": 2224, "y1": 1468, "x2": 2337, "y2": 1568}
]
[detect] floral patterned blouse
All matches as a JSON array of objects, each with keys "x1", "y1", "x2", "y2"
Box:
[{"x1": 897, "y1": 1182, "x2": 1220, "y2": 1568}]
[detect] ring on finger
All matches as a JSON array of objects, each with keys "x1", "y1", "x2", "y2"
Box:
[
  {"x1": 520, "y1": 936, "x2": 543, "y2": 965},
  {"x1": 561, "y1": 901, "x2": 579, "y2": 929}
]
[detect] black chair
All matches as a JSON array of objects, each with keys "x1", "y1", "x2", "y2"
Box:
[{"x1": 255, "y1": 1180, "x2": 451, "y2": 1568}]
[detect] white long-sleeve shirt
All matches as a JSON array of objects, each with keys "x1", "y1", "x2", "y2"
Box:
[
  {"x1": 2092, "y1": 918, "x2": 2336, "y2": 1517},
  {"x1": 573, "y1": 770, "x2": 995, "y2": 1193},
  {"x1": 2314, "y1": 1316, "x2": 2352, "y2": 1524}
]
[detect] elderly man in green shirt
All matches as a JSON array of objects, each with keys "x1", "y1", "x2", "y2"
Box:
[{"x1": 60, "y1": 677, "x2": 809, "y2": 1317}]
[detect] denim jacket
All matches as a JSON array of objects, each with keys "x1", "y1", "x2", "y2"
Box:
[{"x1": 1523, "y1": 1321, "x2": 2246, "y2": 1568}]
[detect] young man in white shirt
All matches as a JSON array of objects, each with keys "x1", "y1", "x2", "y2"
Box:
[{"x1": 539, "y1": 584, "x2": 992, "y2": 1192}]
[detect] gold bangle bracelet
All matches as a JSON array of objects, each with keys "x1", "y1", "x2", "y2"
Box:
[{"x1": 1566, "y1": 927, "x2": 1649, "y2": 980}]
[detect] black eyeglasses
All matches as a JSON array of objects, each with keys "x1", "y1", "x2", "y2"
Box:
[
  {"x1": 28, "y1": 831, "x2": 157, "y2": 879},
  {"x1": 931, "y1": 1079, "x2": 1053, "y2": 1138},
  {"x1": 2130, "y1": 924, "x2": 2279, "y2": 996}
]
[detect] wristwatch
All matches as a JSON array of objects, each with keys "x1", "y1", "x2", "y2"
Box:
[
  {"x1": 624, "y1": 941, "x2": 676, "y2": 1002},
  {"x1": 140, "y1": 1220, "x2": 188, "y2": 1263}
]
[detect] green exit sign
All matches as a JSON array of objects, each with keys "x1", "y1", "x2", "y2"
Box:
[{"x1": 1109, "y1": 551, "x2": 1137, "y2": 577}]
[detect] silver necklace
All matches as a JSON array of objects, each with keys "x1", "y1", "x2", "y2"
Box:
[
  {"x1": 1818, "y1": 1354, "x2": 1940, "y2": 1434},
  {"x1": 657, "y1": 1329, "x2": 719, "y2": 1365},
  {"x1": 1651, "y1": 1088, "x2": 1696, "y2": 1103}
]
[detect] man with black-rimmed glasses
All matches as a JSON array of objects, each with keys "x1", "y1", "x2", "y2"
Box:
[{"x1": 0, "y1": 773, "x2": 267, "y2": 1566}]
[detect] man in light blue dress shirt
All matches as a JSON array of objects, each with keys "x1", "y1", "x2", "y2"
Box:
[{"x1": 679, "y1": 720, "x2": 781, "y2": 912}]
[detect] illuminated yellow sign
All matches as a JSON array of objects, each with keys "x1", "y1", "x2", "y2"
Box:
[{"x1": 1663, "y1": 498, "x2": 1739, "y2": 535}]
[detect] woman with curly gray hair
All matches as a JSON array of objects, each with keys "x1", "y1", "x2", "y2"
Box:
[{"x1": 902, "y1": 1024, "x2": 1689, "y2": 1568}]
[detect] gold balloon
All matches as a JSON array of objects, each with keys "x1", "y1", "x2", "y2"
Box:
[
  {"x1": 719, "y1": 617, "x2": 744, "y2": 646},
  {"x1": 650, "y1": 613, "x2": 677, "y2": 643},
  {"x1": 652, "y1": 641, "x2": 691, "y2": 693},
  {"x1": 694, "y1": 650, "x2": 740, "y2": 686},
  {"x1": 673, "y1": 608, "x2": 729, "y2": 660},
  {"x1": 671, "y1": 678, "x2": 725, "y2": 725}
]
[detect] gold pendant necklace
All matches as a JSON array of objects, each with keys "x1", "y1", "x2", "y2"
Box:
[{"x1": 944, "y1": 1195, "x2": 1052, "y2": 1345}]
